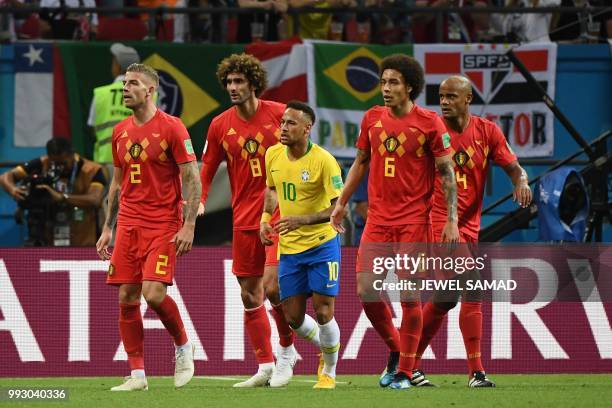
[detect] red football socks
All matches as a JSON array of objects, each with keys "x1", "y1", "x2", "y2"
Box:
[
  {"x1": 150, "y1": 295, "x2": 188, "y2": 346},
  {"x1": 414, "y1": 302, "x2": 449, "y2": 369},
  {"x1": 362, "y1": 302, "x2": 400, "y2": 352},
  {"x1": 245, "y1": 305, "x2": 274, "y2": 363},
  {"x1": 460, "y1": 302, "x2": 485, "y2": 375},
  {"x1": 271, "y1": 304, "x2": 294, "y2": 348},
  {"x1": 398, "y1": 301, "x2": 423, "y2": 377},
  {"x1": 119, "y1": 302, "x2": 144, "y2": 370}
]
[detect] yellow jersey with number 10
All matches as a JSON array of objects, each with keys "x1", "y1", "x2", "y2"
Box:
[{"x1": 265, "y1": 142, "x2": 343, "y2": 254}]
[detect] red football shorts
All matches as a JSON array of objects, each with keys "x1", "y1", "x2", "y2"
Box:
[
  {"x1": 107, "y1": 224, "x2": 177, "y2": 286},
  {"x1": 264, "y1": 233, "x2": 279, "y2": 267},
  {"x1": 431, "y1": 225, "x2": 478, "y2": 244},
  {"x1": 356, "y1": 223, "x2": 432, "y2": 274},
  {"x1": 232, "y1": 229, "x2": 266, "y2": 277},
  {"x1": 431, "y1": 225, "x2": 479, "y2": 280}
]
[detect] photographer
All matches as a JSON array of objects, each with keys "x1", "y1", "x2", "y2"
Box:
[{"x1": 0, "y1": 137, "x2": 106, "y2": 246}]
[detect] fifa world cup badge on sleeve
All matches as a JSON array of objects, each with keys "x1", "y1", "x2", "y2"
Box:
[
  {"x1": 442, "y1": 132, "x2": 451, "y2": 149},
  {"x1": 332, "y1": 175, "x2": 344, "y2": 189},
  {"x1": 184, "y1": 139, "x2": 194, "y2": 155}
]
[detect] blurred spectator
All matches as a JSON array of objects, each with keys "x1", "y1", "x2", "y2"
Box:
[
  {"x1": 550, "y1": 0, "x2": 611, "y2": 43},
  {"x1": 135, "y1": 0, "x2": 177, "y2": 40},
  {"x1": 96, "y1": 0, "x2": 148, "y2": 41},
  {"x1": 235, "y1": 0, "x2": 287, "y2": 43},
  {"x1": 412, "y1": 0, "x2": 490, "y2": 43},
  {"x1": 287, "y1": 0, "x2": 356, "y2": 40},
  {"x1": 1, "y1": 0, "x2": 46, "y2": 41},
  {"x1": 361, "y1": 0, "x2": 412, "y2": 44},
  {"x1": 173, "y1": 0, "x2": 224, "y2": 42},
  {"x1": 87, "y1": 43, "x2": 140, "y2": 164},
  {"x1": 490, "y1": 0, "x2": 561, "y2": 43},
  {"x1": 0, "y1": 0, "x2": 21, "y2": 41},
  {"x1": 39, "y1": 0, "x2": 99, "y2": 39}
]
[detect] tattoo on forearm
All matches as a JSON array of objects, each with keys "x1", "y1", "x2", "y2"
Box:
[
  {"x1": 439, "y1": 162, "x2": 458, "y2": 222},
  {"x1": 356, "y1": 149, "x2": 370, "y2": 165},
  {"x1": 182, "y1": 162, "x2": 202, "y2": 224},
  {"x1": 263, "y1": 188, "x2": 277, "y2": 215},
  {"x1": 105, "y1": 188, "x2": 120, "y2": 228}
]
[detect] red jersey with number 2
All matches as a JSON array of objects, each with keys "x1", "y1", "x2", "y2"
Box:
[
  {"x1": 356, "y1": 105, "x2": 452, "y2": 225},
  {"x1": 201, "y1": 100, "x2": 285, "y2": 230},
  {"x1": 431, "y1": 115, "x2": 517, "y2": 239},
  {"x1": 112, "y1": 109, "x2": 196, "y2": 229}
]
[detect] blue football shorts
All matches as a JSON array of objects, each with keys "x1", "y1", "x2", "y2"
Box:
[{"x1": 278, "y1": 235, "x2": 341, "y2": 301}]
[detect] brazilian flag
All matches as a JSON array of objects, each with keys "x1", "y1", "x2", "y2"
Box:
[
  {"x1": 58, "y1": 42, "x2": 244, "y2": 158},
  {"x1": 315, "y1": 43, "x2": 413, "y2": 110},
  {"x1": 310, "y1": 43, "x2": 412, "y2": 158}
]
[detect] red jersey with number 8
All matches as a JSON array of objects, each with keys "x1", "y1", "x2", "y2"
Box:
[
  {"x1": 356, "y1": 105, "x2": 451, "y2": 225},
  {"x1": 112, "y1": 109, "x2": 196, "y2": 229},
  {"x1": 201, "y1": 100, "x2": 285, "y2": 230}
]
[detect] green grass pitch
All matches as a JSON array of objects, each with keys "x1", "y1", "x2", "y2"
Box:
[{"x1": 2, "y1": 374, "x2": 611, "y2": 407}]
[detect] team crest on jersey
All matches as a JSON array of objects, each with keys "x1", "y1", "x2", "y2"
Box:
[
  {"x1": 244, "y1": 139, "x2": 260, "y2": 156},
  {"x1": 384, "y1": 136, "x2": 400, "y2": 153},
  {"x1": 301, "y1": 169, "x2": 310, "y2": 182},
  {"x1": 454, "y1": 150, "x2": 469, "y2": 167},
  {"x1": 129, "y1": 143, "x2": 143, "y2": 160}
]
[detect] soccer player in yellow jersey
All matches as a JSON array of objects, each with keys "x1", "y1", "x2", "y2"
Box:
[{"x1": 260, "y1": 101, "x2": 343, "y2": 389}]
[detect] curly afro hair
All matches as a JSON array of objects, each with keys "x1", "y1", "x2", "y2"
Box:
[
  {"x1": 216, "y1": 53, "x2": 268, "y2": 97},
  {"x1": 379, "y1": 54, "x2": 425, "y2": 101}
]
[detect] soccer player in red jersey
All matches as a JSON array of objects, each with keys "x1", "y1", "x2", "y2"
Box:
[
  {"x1": 331, "y1": 54, "x2": 459, "y2": 389},
  {"x1": 412, "y1": 75, "x2": 531, "y2": 388},
  {"x1": 199, "y1": 53, "x2": 296, "y2": 387},
  {"x1": 96, "y1": 63, "x2": 202, "y2": 391}
]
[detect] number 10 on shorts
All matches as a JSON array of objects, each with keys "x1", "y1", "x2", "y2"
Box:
[{"x1": 327, "y1": 261, "x2": 339, "y2": 281}]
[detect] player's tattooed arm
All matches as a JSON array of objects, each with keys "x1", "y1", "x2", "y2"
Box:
[
  {"x1": 436, "y1": 155, "x2": 458, "y2": 222},
  {"x1": 262, "y1": 186, "x2": 278, "y2": 215},
  {"x1": 173, "y1": 161, "x2": 201, "y2": 257},
  {"x1": 435, "y1": 155, "x2": 460, "y2": 243},
  {"x1": 179, "y1": 160, "x2": 202, "y2": 225},
  {"x1": 503, "y1": 161, "x2": 532, "y2": 208},
  {"x1": 331, "y1": 149, "x2": 370, "y2": 233},
  {"x1": 276, "y1": 198, "x2": 339, "y2": 234}
]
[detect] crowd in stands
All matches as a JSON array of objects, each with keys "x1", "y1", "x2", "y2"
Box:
[{"x1": 1, "y1": 0, "x2": 611, "y2": 44}]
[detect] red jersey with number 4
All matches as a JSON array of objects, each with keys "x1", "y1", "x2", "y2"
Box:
[
  {"x1": 112, "y1": 109, "x2": 196, "y2": 229},
  {"x1": 357, "y1": 105, "x2": 452, "y2": 225},
  {"x1": 201, "y1": 100, "x2": 284, "y2": 230},
  {"x1": 431, "y1": 115, "x2": 517, "y2": 239}
]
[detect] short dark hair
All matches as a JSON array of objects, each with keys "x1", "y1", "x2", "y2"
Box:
[
  {"x1": 216, "y1": 53, "x2": 268, "y2": 97},
  {"x1": 286, "y1": 100, "x2": 316, "y2": 125},
  {"x1": 46, "y1": 137, "x2": 72, "y2": 156},
  {"x1": 380, "y1": 54, "x2": 425, "y2": 101}
]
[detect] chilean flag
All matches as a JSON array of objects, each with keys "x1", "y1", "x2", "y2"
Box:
[
  {"x1": 246, "y1": 37, "x2": 308, "y2": 103},
  {"x1": 12, "y1": 43, "x2": 70, "y2": 147}
]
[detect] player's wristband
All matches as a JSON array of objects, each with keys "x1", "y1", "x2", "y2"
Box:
[{"x1": 260, "y1": 212, "x2": 272, "y2": 224}]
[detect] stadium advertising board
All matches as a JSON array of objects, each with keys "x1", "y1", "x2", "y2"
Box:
[{"x1": 0, "y1": 246, "x2": 610, "y2": 377}]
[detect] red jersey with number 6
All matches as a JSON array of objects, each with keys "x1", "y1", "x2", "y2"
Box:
[
  {"x1": 356, "y1": 105, "x2": 452, "y2": 225},
  {"x1": 431, "y1": 115, "x2": 517, "y2": 239},
  {"x1": 112, "y1": 109, "x2": 196, "y2": 229},
  {"x1": 201, "y1": 100, "x2": 284, "y2": 230}
]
